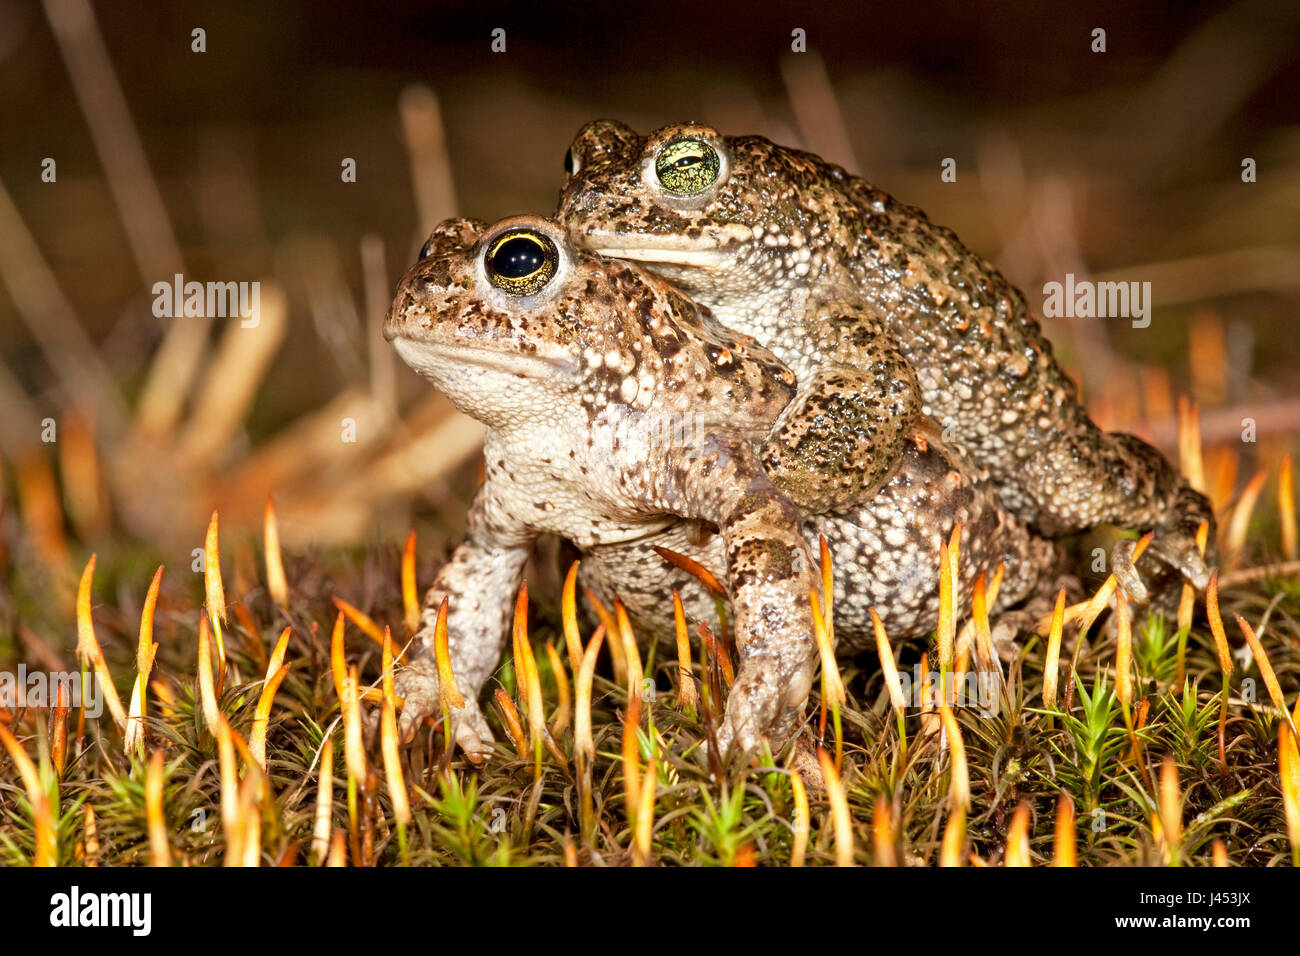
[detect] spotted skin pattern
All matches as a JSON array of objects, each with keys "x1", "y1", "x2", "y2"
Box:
[
  {"x1": 557, "y1": 121, "x2": 1214, "y2": 599},
  {"x1": 385, "y1": 215, "x2": 1052, "y2": 759}
]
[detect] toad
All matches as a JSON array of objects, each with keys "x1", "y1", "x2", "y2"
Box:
[
  {"x1": 557, "y1": 121, "x2": 1212, "y2": 601},
  {"x1": 385, "y1": 215, "x2": 1052, "y2": 758}
]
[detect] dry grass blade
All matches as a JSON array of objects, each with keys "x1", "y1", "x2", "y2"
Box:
[
  {"x1": 1178, "y1": 396, "x2": 1205, "y2": 492},
  {"x1": 790, "y1": 770, "x2": 809, "y2": 867},
  {"x1": 1175, "y1": 521, "x2": 1209, "y2": 685},
  {"x1": 41, "y1": 0, "x2": 184, "y2": 280},
  {"x1": 0, "y1": 724, "x2": 57, "y2": 865},
  {"x1": 81, "y1": 805, "x2": 98, "y2": 867},
  {"x1": 561, "y1": 561, "x2": 583, "y2": 673},
  {"x1": 937, "y1": 536, "x2": 956, "y2": 677},
  {"x1": 125, "y1": 564, "x2": 162, "y2": 754},
  {"x1": 1279, "y1": 724, "x2": 1300, "y2": 861},
  {"x1": 583, "y1": 587, "x2": 626, "y2": 683},
  {"x1": 380, "y1": 692, "x2": 411, "y2": 840},
  {"x1": 672, "y1": 590, "x2": 698, "y2": 714},
  {"x1": 1280, "y1": 454, "x2": 1297, "y2": 561},
  {"x1": 399, "y1": 85, "x2": 458, "y2": 236},
  {"x1": 332, "y1": 596, "x2": 387, "y2": 649},
  {"x1": 197, "y1": 616, "x2": 220, "y2": 730},
  {"x1": 0, "y1": 177, "x2": 126, "y2": 428},
  {"x1": 401, "y1": 529, "x2": 420, "y2": 635},
  {"x1": 817, "y1": 748, "x2": 854, "y2": 866},
  {"x1": 870, "y1": 607, "x2": 906, "y2": 714},
  {"x1": 326, "y1": 830, "x2": 347, "y2": 867},
  {"x1": 494, "y1": 688, "x2": 527, "y2": 760},
  {"x1": 1043, "y1": 588, "x2": 1067, "y2": 709},
  {"x1": 1005, "y1": 802, "x2": 1031, "y2": 866},
  {"x1": 513, "y1": 583, "x2": 546, "y2": 776},
  {"x1": 342, "y1": 663, "x2": 366, "y2": 790},
  {"x1": 574, "y1": 624, "x2": 606, "y2": 763},
  {"x1": 1225, "y1": 469, "x2": 1268, "y2": 569},
  {"x1": 872, "y1": 796, "x2": 897, "y2": 867},
  {"x1": 544, "y1": 642, "x2": 571, "y2": 736},
  {"x1": 145, "y1": 748, "x2": 171, "y2": 866},
  {"x1": 51, "y1": 686, "x2": 68, "y2": 777},
  {"x1": 780, "y1": 50, "x2": 860, "y2": 172},
  {"x1": 1235, "y1": 613, "x2": 1296, "y2": 738},
  {"x1": 938, "y1": 706, "x2": 970, "y2": 811},
  {"x1": 1212, "y1": 839, "x2": 1229, "y2": 867},
  {"x1": 203, "y1": 511, "x2": 227, "y2": 668},
  {"x1": 264, "y1": 497, "x2": 289, "y2": 608},
  {"x1": 249, "y1": 663, "x2": 291, "y2": 770},
  {"x1": 1205, "y1": 571, "x2": 1235, "y2": 677},
  {"x1": 1054, "y1": 795, "x2": 1077, "y2": 866},
  {"x1": 697, "y1": 621, "x2": 733, "y2": 687},
  {"x1": 819, "y1": 535, "x2": 834, "y2": 647},
  {"x1": 214, "y1": 715, "x2": 240, "y2": 862},
  {"x1": 75, "y1": 553, "x2": 127, "y2": 731},
  {"x1": 811, "y1": 588, "x2": 846, "y2": 709},
  {"x1": 177, "y1": 282, "x2": 288, "y2": 468},
  {"x1": 939, "y1": 806, "x2": 966, "y2": 867},
  {"x1": 614, "y1": 600, "x2": 644, "y2": 699},
  {"x1": 311, "y1": 735, "x2": 334, "y2": 865},
  {"x1": 1158, "y1": 756, "x2": 1183, "y2": 866},
  {"x1": 631, "y1": 755, "x2": 656, "y2": 867},
  {"x1": 971, "y1": 571, "x2": 994, "y2": 673},
  {"x1": 15, "y1": 455, "x2": 71, "y2": 574},
  {"x1": 1115, "y1": 590, "x2": 1134, "y2": 708},
  {"x1": 621, "y1": 695, "x2": 642, "y2": 832},
  {"x1": 432, "y1": 597, "x2": 463, "y2": 710},
  {"x1": 652, "y1": 545, "x2": 726, "y2": 598}
]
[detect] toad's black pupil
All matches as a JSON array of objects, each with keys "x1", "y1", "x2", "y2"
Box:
[
  {"x1": 492, "y1": 236, "x2": 545, "y2": 278},
  {"x1": 563, "y1": 148, "x2": 575, "y2": 175}
]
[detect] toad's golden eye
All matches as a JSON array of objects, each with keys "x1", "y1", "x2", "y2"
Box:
[
  {"x1": 654, "y1": 139, "x2": 720, "y2": 196},
  {"x1": 563, "y1": 147, "x2": 578, "y2": 177},
  {"x1": 485, "y1": 230, "x2": 559, "y2": 295}
]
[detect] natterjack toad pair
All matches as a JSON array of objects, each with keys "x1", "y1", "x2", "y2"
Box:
[{"x1": 385, "y1": 123, "x2": 1212, "y2": 759}]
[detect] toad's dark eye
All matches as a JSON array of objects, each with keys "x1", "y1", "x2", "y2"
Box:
[
  {"x1": 563, "y1": 147, "x2": 578, "y2": 177},
  {"x1": 654, "y1": 138, "x2": 720, "y2": 196},
  {"x1": 485, "y1": 230, "x2": 559, "y2": 296},
  {"x1": 418, "y1": 238, "x2": 435, "y2": 260}
]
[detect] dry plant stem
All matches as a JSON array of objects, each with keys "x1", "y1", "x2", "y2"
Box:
[
  {"x1": 1219, "y1": 559, "x2": 1300, "y2": 587},
  {"x1": 0, "y1": 178, "x2": 125, "y2": 432}
]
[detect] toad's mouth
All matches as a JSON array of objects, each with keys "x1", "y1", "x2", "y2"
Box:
[
  {"x1": 590, "y1": 245, "x2": 725, "y2": 268},
  {"x1": 579, "y1": 232, "x2": 730, "y2": 269},
  {"x1": 391, "y1": 337, "x2": 576, "y2": 380}
]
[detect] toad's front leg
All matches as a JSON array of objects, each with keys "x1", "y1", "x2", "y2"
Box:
[
  {"x1": 759, "y1": 297, "x2": 921, "y2": 513},
  {"x1": 658, "y1": 433, "x2": 821, "y2": 759},
  {"x1": 396, "y1": 487, "x2": 534, "y2": 759}
]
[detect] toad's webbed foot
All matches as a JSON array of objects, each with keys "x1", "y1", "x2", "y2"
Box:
[
  {"x1": 1110, "y1": 485, "x2": 1214, "y2": 604},
  {"x1": 395, "y1": 653, "x2": 495, "y2": 761}
]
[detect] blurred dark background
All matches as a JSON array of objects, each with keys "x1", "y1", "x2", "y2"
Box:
[{"x1": 0, "y1": 0, "x2": 1297, "y2": 582}]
